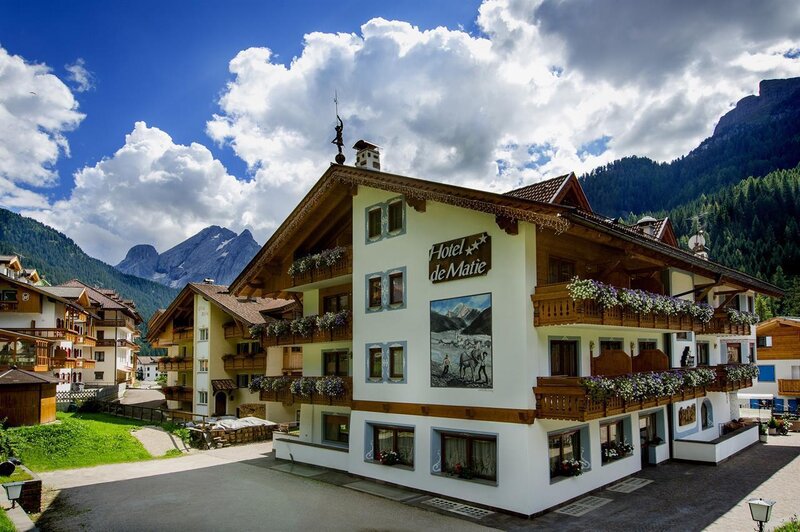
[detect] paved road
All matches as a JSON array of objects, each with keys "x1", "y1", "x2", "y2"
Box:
[
  {"x1": 118, "y1": 387, "x2": 165, "y2": 408},
  {"x1": 36, "y1": 443, "x2": 490, "y2": 532}
]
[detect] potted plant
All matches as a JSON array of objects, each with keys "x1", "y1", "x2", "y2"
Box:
[
  {"x1": 768, "y1": 417, "x2": 779, "y2": 436},
  {"x1": 453, "y1": 462, "x2": 475, "y2": 479},
  {"x1": 759, "y1": 423, "x2": 769, "y2": 443},
  {"x1": 559, "y1": 458, "x2": 583, "y2": 477},
  {"x1": 378, "y1": 450, "x2": 400, "y2": 466}
]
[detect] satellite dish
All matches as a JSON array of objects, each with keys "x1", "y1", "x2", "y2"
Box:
[{"x1": 688, "y1": 233, "x2": 706, "y2": 249}]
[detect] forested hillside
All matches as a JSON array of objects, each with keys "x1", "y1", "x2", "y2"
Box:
[
  {"x1": 644, "y1": 165, "x2": 800, "y2": 316},
  {"x1": 0, "y1": 208, "x2": 177, "y2": 319},
  {"x1": 581, "y1": 78, "x2": 800, "y2": 218}
]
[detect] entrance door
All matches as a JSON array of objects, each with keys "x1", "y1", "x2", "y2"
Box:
[
  {"x1": 639, "y1": 413, "x2": 656, "y2": 466},
  {"x1": 550, "y1": 340, "x2": 579, "y2": 377},
  {"x1": 214, "y1": 392, "x2": 227, "y2": 416}
]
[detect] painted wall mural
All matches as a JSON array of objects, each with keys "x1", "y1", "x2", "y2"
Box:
[
  {"x1": 430, "y1": 293, "x2": 492, "y2": 388},
  {"x1": 678, "y1": 404, "x2": 697, "y2": 426}
]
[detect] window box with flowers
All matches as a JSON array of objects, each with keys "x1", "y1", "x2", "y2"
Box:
[{"x1": 600, "y1": 419, "x2": 634, "y2": 464}]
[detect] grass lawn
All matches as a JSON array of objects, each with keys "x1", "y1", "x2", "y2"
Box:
[
  {"x1": 6, "y1": 412, "x2": 153, "y2": 471},
  {"x1": 0, "y1": 509, "x2": 13, "y2": 532},
  {"x1": 0, "y1": 467, "x2": 33, "y2": 484}
]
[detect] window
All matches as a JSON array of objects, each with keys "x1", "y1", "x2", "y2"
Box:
[
  {"x1": 696, "y1": 342, "x2": 710, "y2": 366},
  {"x1": 639, "y1": 413, "x2": 657, "y2": 443},
  {"x1": 198, "y1": 328, "x2": 209, "y2": 341},
  {"x1": 389, "y1": 346, "x2": 404, "y2": 379},
  {"x1": 324, "y1": 350, "x2": 349, "y2": 376},
  {"x1": 549, "y1": 430, "x2": 580, "y2": 479},
  {"x1": 95, "y1": 351, "x2": 105, "y2": 362},
  {"x1": 676, "y1": 332, "x2": 692, "y2": 341},
  {"x1": 550, "y1": 340, "x2": 578, "y2": 377},
  {"x1": 757, "y1": 336, "x2": 771, "y2": 348},
  {"x1": 638, "y1": 340, "x2": 657, "y2": 352},
  {"x1": 236, "y1": 342, "x2": 261, "y2": 355},
  {"x1": 323, "y1": 414, "x2": 349, "y2": 444},
  {"x1": 97, "y1": 330, "x2": 105, "y2": 340},
  {"x1": 757, "y1": 365, "x2": 776, "y2": 382},
  {"x1": 368, "y1": 347, "x2": 383, "y2": 379},
  {"x1": 236, "y1": 374, "x2": 249, "y2": 388},
  {"x1": 0, "y1": 290, "x2": 16, "y2": 302},
  {"x1": 94, "y1": 371, "x2": 104, "y2": 380},
  {"x1": 441, "y1": 432, "x2": 497, "y2": 481},
  {"x1": 726, "y1": 343, "x2": 742, "y2": 364},
  {"x1": 600, "y1": 339, "x2": 623, "y2": 353},
  {"x1": 368, "y1": 277, "x2": 382, "y2": 309},
  {"x1": 373, "y1": 425, "x2": 414, "y2": 466},
  {"x1": 367, "y1": 208, "x2": 382, "y2": 239},
  {"x1": 198, "y1": 391, "x2": 208, "y2": 405},
  {"x1": 701, "y1": 400, "x2": 713, "y2": 429},
  {"x1": 749, "y1": 342, "x2": 756, "y2": 364},
  {"x1": 389, "y1": 272, "x2": 404, "y2": 305},
  {"x1": 548, "y1": 257, "x2": 575, "y2": 284},
  {"x1": 323, "y1": 293, "x2": 350, "y2": 313},
  {"x1": 600, "y1": 419, "x2": 630, "y2": 464},
  {"x1": 387, "y1": 201, "x2": 403, "y2": 233}
]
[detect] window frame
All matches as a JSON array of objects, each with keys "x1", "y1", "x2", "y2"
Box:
[
  {"x1": 548, "y1": 429, "x2": 581, "y2": 479},
  {"x1": 388, "y1": 271, "x2": 404, "y2": 306},
  {"x1": 94, "y1": 371, "x2": 104, "y2": 381},
  {"x1": 322, "y1": 413, "x2": 350, "y2": 445},
  {"x1": 197, "y1": 391, "x2": 208, "y2": 405},
  {"x1": 368, "y1": 347, "x2": 383, "y2": 380},
  {"x1": 198, "y1": 328, "x2": 209, "y2": 342},
  {"x1": 439, "y1": 431, "x2": 497, "y2": 482},
  {"x1": 547, "y1": 256, "x2": 576, "y2": 284},
  {"x1": 696, "y1": 341, "x2": 710, "y2": 366},
  {"x1": 95, "y1": 351, "x2": 105, "y2": 362},
  {"x1": 389, "y1": 345, "x2": 404, "y2": 379},
  {"x1": 323, "y1": 350, "x2": 349, "y2": 377},
  {"x1": 371, "y1": 424, "x2": 415, "y2": 467},
  {"x1": 367, "y1": 208, "x2": 382, "y2": 240},
  {"x1": 236, "y1": 374, "x2": 249, "y2": 389},
  {"x1": 368, "y1": 276, "x2": 383, "y2": 309},
  {"x1": 387, "y1": 200, "x2": 404, "y2": 234}
]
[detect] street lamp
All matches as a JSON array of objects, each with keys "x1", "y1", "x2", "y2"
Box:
[
  {"x1": 2, "y1": 481, "x2": 23, "y2": 509},
  {"x1": 748, "y1": 498, "x2": 776, "y2": 532}
]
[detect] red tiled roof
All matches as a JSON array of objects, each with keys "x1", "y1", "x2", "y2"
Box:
[{"x1": 503, "y1": 174, "x2": 571, "y2": 203}]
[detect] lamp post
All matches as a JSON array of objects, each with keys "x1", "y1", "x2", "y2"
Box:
[
  {"x1": 2, "y1": 481, "x2": 24, "y2": 509},
  {"x1": 748, "y1": 498, "x2": 776, "y2": 532}
]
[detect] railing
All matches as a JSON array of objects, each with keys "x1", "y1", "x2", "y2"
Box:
[
  {"x1": 223, "y1": 353, "x2": 266, "y2": 371},
  {"x1": 96, "y1": 338, "x2": 137, "y2": 349},
  {"x1": 96, "y1": 339, "x2": 116, "y2": 347},
  {"x1": 7, "y1": 327, "x2": 79, "y2": 343},
  {"x1": 0, "y1": 354, "x2": 50, "y2": 372},
  {"x1": 290, "y1": 246, "x2": 353, "y2": 287},
  {"x1": 74, "y1": 335, "x2": 97, "y2": 347},
  {"x1": 52, "y1": 358, "x2": 97, "y2": 369},
  {"x1": 283, "y1": 351, "x2": 303, "y2": 372},
  {"x1": 265, "y1": 317, "x2": 352, "y2": 347},
  {"x1": 259, "y1": 376, "x2": 352, "y2": 407},
  {"x1": 157, "y1": 359, "x2": 193, "y2": 372},
  {"x1": 533, "y1": 375, "x2": 708, "y2": 421},
  {"x1": 778, "y1": 379, "x2": 800, "y2": 395},
  {"x1": 703, "y1": 312, "x2": 751, "y2": 336},
  {"x1": 96, "y1": 317, "x2": 137, "y2": 330},
  {"x1": 223, "y1": 323, "x2": 245, "y2": 339},
  {"x1": 706, "y1": 364, "x2": 754, "y2": 392},
  {"x1": 0, "y1": 301, "x2": 19, "y2": 312},
  {"x1": 163, "y1": 386, "x2": 193, "y2": 402},
  {"x1": 173, "y1": 328, "x2": 193, "y2": 342}
]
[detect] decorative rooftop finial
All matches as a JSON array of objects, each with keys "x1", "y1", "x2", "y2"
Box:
[{"x1": 332, "y1": 92, "x2": 345, "y2": 164}]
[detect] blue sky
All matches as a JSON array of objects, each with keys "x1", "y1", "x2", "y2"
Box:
[{"x1": 0, "y1": 1, "x2": 798, "y2": 264}]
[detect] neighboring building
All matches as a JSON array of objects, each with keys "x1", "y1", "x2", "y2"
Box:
[
  {"x1": 136, "y1": 355, "x2": 163, "y2": 382},
  {"x1": 146, "y1": 282, "x2": 293, "y2": 418},
  {"x1": 226, "y1": 153, "x2": 780, "y2": 516},
  {"x1": 0, "y1": 366, "x2": 60, "y2": 427},
  {"x1": 749, "y1": 317, "x2": 800, "y2": 413},
  {"x1": 57, "y1": 280, "x2": 143, "y2": 386}
]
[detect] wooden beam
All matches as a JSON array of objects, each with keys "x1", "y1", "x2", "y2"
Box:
[
  {"x1": 406, "y1": 196, "x2": 426, "y2": 212},
  {"x1": 352, "y1": 400, "x2": 536, "y2": 424},
  {"x1": 495, "y1": 215, "x2": 519, "y2": 235}
]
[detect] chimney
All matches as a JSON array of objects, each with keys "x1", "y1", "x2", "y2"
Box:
[
  {"x1": 203, "y1": 278, "x2": 215, "y2": 284},
  {"x1": 635, "y1": 216, "x2": 658, "y2": 236},
  {"x1": 353, "y1": 139, "x2": 381, "y2": 171}
]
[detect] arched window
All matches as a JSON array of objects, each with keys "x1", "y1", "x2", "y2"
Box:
[{"x1": 701, "y1": 399, "x2": 713, "y2": 430}]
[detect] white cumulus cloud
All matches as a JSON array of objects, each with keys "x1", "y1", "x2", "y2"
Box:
[{"x1": 65, "y1": 58, "x2": 95, "y2": 93}]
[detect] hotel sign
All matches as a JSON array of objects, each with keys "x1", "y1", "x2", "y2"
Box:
[{"x1": 429, "y1": 232, "x2": 491, "y2": 284}]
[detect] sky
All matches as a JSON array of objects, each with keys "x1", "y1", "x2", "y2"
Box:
[{"x1": 1, "y1": 0, "x2": 799, "y2": 265}]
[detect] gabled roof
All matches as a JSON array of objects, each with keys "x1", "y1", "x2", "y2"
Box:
[
  {"x1": 58, "y1": 280, "x2": 142, "y2": 322},
  {"x1": 504, "y1": 173, "x2": 593, "y2": 212},
  {"x1": 0, "y1": 367, "x2": 60, "y2": 385},
  {"x1": 757, "y1": 317, "x2": 800, "y2": 333},
  {"x1": 39, "y1": 286, "x2": 92, "y2": 309},
  {"x1": 0, "y1": 255, "x2": 22, "y2": 271},
  {"x1": 629, "y1": 217, "x2": 679, "y2": 248},
  {"x1": 136, "y1": 355, "x2": 159, "y2": 365},
  {"x1": 0, "y1": 273, "x2": 89, "y2": 313},
  {"x1": 147, "y1": 283, "x2": 292, "y2": 342}
]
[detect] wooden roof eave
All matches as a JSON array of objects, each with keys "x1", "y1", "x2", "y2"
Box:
[
  {"x1": 145, "y1": 286, "x2": 195, "y2": 343},
  {"x1": 565, "y1": 212, "x2": 783, "y2": 298}
]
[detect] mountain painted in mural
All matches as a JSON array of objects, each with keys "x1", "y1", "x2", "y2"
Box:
[{"x1": 116, "y1": 226, "x2": 260, "y2": 289}]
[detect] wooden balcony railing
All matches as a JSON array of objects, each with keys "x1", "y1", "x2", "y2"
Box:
[
  {"x1": 260, "y1": 376, "x2": 352, "y2": 407},
  {"x1": 0, "y1": 301, "x2": 19, "y2": 312},
  {"x1": 172, "y1": 328, "x2": 193, "y2": 342},
  {"x1": 534, "y1": 375, "x2": 708, "y2": 421},
  {"x1": 778, "y1": 379, "x2": 800, "y2": 396},
  {"x1": 7, "y1": 328, "x2": 79, "y2": 343},
  {"x1": 283, "y1": 351, "x2": 303, "y2": 372},
  {"x1": 0, "y1": 354, "x2": 50, "y2": 372},
  {"x1": 223, "y1": 323, "x2": 248, "y2": 339},
  {"x1": 223, "y1": 353, "x2": 266, "y2": 371},
  {"x1": 706, "y1": 364, "x2": 754, "y2": 392},
  {"x1": 265, "y1": 317, "x2": 352, "y2": 347},
  {"x1": 290, "y1": 246, "x2": 353, "y2": 288},
  {"x1": 74, "y1": 335, "x2": 97, "y2": 347},
  {"x1": 157, "y1": 359, "x2": 193, "y2": 372},
  {"x1": 52, "y1": 358, "x2": 97, "y2": 369},
  {"x1": 163, "y1": 386, "x2": 193, "y2": 402},
  {"x1": 532, "y1": 283, "x2": 752, "y2": 335}
]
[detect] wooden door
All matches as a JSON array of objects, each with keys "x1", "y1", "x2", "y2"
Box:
[{"x1": 214, "y1": 392, "x2": 227, "y2": 416}]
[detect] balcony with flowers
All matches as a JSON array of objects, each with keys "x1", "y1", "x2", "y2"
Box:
[
  {"x1": 287, "y1": 246, "x2": 352, "y2": 288},
  {"x1": 253, "y1": 375, "x2": 352, "y2": 406},
  {"x1": 706, "y1": 363, "x2": 758, "y2": 392},
  {"x1": 532, "y1": 278, "x2": 749, "y2": 334},
  {"x1": 254, "y1": 310, "x2": 352, "y2": 347},
  {"x1": 157, "y1": 356, "x2": 193, "y2": 372}
]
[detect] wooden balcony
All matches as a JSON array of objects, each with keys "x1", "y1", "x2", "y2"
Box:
[
  {"x1": 260, "y1": 376, "x2": 352, "y2": 407},
  {"x1": 283, "y1": 351, "x2": 303, "y2": 373},
  {"x1": 223, "y1": 353, "x2": 266, "y2": 371},
  {"x1": 157, "y1": 359, "x2": 193, "y2": 372},
  {"x1": 96, "y1": 317, "x2": 137, "y2": 330},
  {"x1": 703, "y1": 312, "x2": 751, "y2": 336},
  {"x1": 74, "y1": 334, "x2": 97, "y2": 347},
  {"x1": 706, "y1": 364, "x2": 754, "y2": 392},
  {"x1": 778, "y1": 379, "x2": 800, "y2": 396},
  {"x1": 0, "y1": 354, "x2": 50, "y2": 373},
  {"x1": 53, "y1": 357, "x2": 96, "y2": 369},
  {"x1": 223, "y1": 323, "x2": 246, "y2": 339},
  {"x1": 265, "y1": 317, "x2": 352, "y2": 347},
  {"x1": 163, "y1": 386, "x2": 193, "y2": 402},
  {"x1": 8, "y1": 327, "x2": 79, "y2": 343},
  {"x1": 534, "y1": 375, "x2": 708, "y2": 421},
  {"x1": 0, "y1": 301, "x2": 19, "y2": 312},
  {"x1": 172, "y1": 327, "x2": 193, "y2": 342},
  {"x1": 290, "y1": 246, "x2": 352, "y2": 288}
]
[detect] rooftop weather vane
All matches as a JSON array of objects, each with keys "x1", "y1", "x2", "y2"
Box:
[{"x1": 332, "y1": 92, "x2": 345, "y2": 164}]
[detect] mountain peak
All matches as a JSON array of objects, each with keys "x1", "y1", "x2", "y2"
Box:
[{"x1": 116, "y1": 226, "x2": 261, "y2": 289}]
